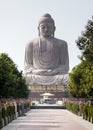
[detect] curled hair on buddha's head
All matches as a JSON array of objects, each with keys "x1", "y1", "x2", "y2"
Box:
[
  {"x1": 38, "y1": 13, "x2": 55, "y2": 26},
  {"x1": 38, "y1": 13, "x2": 56, "y2": 37}
]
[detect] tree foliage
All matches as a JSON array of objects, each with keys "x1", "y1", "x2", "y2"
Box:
[
  {"x1": 76, "y1": 17, "x2": 93, "y2": 62},
  {"x1": 0, "y1": 53, "x2": 30, "y2": 98},
  {"x1": 67, "y1": 16, "x2": 93, "y2": 98},
  {"x1": 67, "y1": 61, "x2": 93, "y2": 98}
]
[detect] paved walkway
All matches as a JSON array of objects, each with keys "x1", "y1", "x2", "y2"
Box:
[{"x1": 1, "y1": 109, "x2": 93, "y2": 130}]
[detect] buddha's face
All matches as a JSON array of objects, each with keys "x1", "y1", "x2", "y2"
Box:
[{"x1": 39, "y1": 22, "x2": 55, "y2": 38}]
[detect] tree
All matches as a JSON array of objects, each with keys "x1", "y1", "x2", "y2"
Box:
[
  {"x1": 67, "y1": 16, "x2": 93, "y2": 98},
  {"x1": 67, "y1": 62, "x2": 86, "y2": 98},
  {"x1": 67, "y1": 61, "x2": 93, "y2": 98},
  {"x1": 76, "y1": 17, "x2": 93, "y2": 62},
  {"x1": 0, "y1": 53, "x2": 30, "y2": 98}
]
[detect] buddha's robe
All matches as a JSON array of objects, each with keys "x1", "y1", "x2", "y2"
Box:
[{"x1": 24, "y1": 37, "x2": 69, "y2": 86}]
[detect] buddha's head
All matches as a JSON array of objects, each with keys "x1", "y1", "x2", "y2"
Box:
[{"x1": 38, "y1": 13, "x2": 56, "y2": 37}]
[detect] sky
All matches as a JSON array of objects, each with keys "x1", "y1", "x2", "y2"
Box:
[{"x1": 0, "y1": 0, "x2": 93, "y2": 72}]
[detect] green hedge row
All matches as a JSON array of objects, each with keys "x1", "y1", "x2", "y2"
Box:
[
  {"x1": 66, "y1": 102, "x2": 93, "y2": 123},
  {"x1": 0, "y1": 102, "x2": 30, "y2": 129},
  {"x1": 0, "y1": 106, "x2": 15, "y2": 120},
  {"x1": 66, "y1": 102, "x2": 79, "y2": 115},
  {"x1": 0, "y1": 105, "x2": 16, "y2": 128},
  {"x1": 82, "y1": 104, "x2": 93, "y2": 122}
]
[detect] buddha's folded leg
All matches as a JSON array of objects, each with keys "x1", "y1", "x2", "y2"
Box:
[{"x1": 25, "y1": 74, "x2": 69, "y2": 86}]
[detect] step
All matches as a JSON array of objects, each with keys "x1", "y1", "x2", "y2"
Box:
[{"x1": 30, "y1": 105, "x2": 66, "y2": 109}]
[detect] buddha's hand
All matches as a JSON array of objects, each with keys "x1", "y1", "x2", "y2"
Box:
[
  {"x1": 44, "y1": 69, "x2": 59, "y2": 75},
  {"x1": 43, "y1": 69, "x2": 63, "y2": 76},
  {"x1": 38, "y1": 69, "x2": 57, "y2": 76},
  {"x1": 32, "y1": 69, "x2": 48, "y2": 75},
  {"x1": 32, "y1": 69, "x2": 59, "y2": 76}
]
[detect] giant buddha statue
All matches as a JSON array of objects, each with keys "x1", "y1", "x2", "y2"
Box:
[{"x1": 24, "y1": 13, "x2": 69, "y2": 86}]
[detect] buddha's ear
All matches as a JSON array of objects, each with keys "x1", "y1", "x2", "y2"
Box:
[
  {"x1": 54, "y1": 26, "x2": 56, "y2": 32},
  {"x1": 37, "y1": 26, "x2": 40, "y2": 36},
  {"x1": 37, "y1": 26, "x2": 39, "y2": 30}
]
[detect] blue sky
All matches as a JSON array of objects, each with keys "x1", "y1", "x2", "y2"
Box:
[{"x1": 0, "y1": 0, "x2": 93, "y2": 72}]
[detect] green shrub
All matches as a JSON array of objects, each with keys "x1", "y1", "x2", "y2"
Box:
[
  {"x1": 2, "y1": 107, "x2": 7, "y2": 119},
  {"x1": 0, "y1": 109, "x2": 2, "y2": 128},
  {"x1": 66, "y1": 102, "x2": 73, "y2": 111},
  {"x1": 72, "y1": 103, "x2": 79, "y2": 115},
  {"x1": 82, "y1": 104, "x2": 89, "y2": 120}
]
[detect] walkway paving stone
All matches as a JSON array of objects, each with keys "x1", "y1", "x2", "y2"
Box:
[{"x1": 1, "y1": 109, "x2": 93, "y2": 130}]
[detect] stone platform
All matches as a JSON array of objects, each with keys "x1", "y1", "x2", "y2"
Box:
[{"x1": 29, "y1": 85, "x2": 65, "y2": 92}]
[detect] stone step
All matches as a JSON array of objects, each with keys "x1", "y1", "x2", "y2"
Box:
[{"x1": 30, "y1": 105, "x2": 66, "y2": 109}]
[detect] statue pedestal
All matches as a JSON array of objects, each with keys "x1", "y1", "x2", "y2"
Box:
[{"x1": 28, "y1": 85, "x2": 64, "y2": 92}]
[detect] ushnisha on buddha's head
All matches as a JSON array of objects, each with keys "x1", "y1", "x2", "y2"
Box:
[{"x1": 38, "y1": 13, "x2": 56, "y2": 37}]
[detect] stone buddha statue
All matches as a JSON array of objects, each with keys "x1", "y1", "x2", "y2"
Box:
[{"x1": 24, "y1": 13, "x2": 69, "y2": 86}]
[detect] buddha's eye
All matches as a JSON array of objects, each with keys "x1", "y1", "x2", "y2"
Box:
[{"x1": 41, "y1": 26, "x2": 45, "y2": 29}]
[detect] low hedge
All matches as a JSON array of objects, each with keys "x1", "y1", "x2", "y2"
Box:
[
  {"x1": 0, "y1": 109, "x2": 2, "y2": 128},
  {"x1": 66, "y1": 101, "x2": 93, "y2": 123},
  {"x1": 82, "y1": 104, "x2": 93, "y2": 122},
  {"x1": 66, "y1": 102, "x2": 79, "y2": 115}
]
